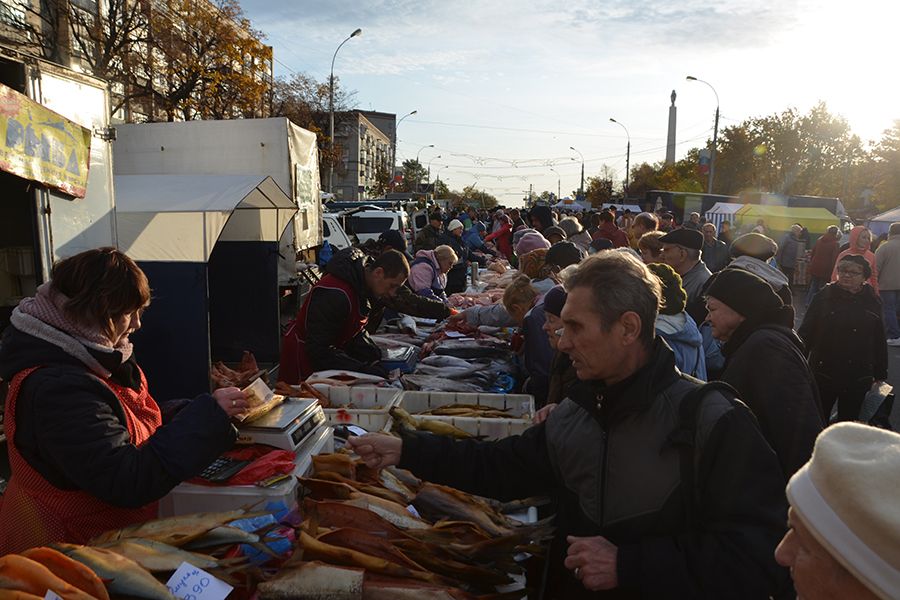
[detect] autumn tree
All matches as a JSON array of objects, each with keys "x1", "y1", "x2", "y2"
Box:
[
  {"x1": 459, "y1": 185, "x2": 497, "y2": 209},
  {"x1": 144, "y1": 0, "x2": 271, "y2": 121},
  {"x1": 396, "y1": 159, "x2": 427, "y2": 193},
  {"x1": 871, "y1": 120, "x2": 900, "y2": 210}
]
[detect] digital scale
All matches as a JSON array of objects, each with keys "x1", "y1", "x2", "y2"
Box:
[{"x1": 236, "y1": 397, "x2": 326, "y2": 452}]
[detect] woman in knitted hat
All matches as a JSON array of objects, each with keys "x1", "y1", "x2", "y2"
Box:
[
  {"x1": 729, "y1": 232, "x2": 794, "y2": 309},
  {"x1": 706, "y1": 268, "x2": 824, "y2": 478},
  {"x1": 647, "y1": 263, "x2": 706, "y2": 379},
  {"x1": 799, "y1": 254, "x2": 888, "y2": 422}
]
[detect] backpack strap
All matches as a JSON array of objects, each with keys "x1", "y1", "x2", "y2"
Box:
[{"x1": 668, "y1": 380, "x2": 741, "y2": 528}]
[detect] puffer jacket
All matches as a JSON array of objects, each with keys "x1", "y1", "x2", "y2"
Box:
[
  {"x1": 400, "y1": 340, "x2": 789, "y2": 599},
  {"x1": 656, "y1": 313, "x2": 707, "y2": 380},
  {"x1": 798, "y1": 283, "x2": 887, "y2": 384},
  {"x1": 0, "y1": 321, "x2": 236, "y2": 509}
]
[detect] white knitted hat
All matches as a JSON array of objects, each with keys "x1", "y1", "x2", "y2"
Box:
[
  {"x1": 447, "y1": 219, "x2": 464, "y2": 231},
  {"x1": 786, "y1": 422, "x2": 900, "y2": 600}
]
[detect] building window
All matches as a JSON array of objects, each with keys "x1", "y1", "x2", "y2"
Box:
[
  {"x1": 71, "y1": 0, "x2": 98, "y2": 14},
  {"x1": 0, "y1": 0, "x2": 27, "y2": 28}
]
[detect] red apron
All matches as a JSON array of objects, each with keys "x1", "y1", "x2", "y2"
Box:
[
  {"x1": 279, "y1": 274, "x2": 367, "y2": 384},
  {"x1": 0, "y1": 366, "x2": 163, "y2": 553}
]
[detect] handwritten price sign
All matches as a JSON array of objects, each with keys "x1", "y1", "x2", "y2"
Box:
[{"x1": 166, "y1": 562, "x2": 233, "y2": 600}]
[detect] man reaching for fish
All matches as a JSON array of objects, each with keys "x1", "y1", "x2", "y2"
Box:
[{"x1": 350, "y1": 251, "x2": 791, "y2": 599}]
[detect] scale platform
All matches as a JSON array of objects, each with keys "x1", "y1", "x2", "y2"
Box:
[{"x1": 237, "y1": 398, "x2": 325, "y2": 452}]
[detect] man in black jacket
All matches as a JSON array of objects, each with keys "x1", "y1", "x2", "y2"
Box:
[
  {"x1": 351, "y1": 252, "x2": 790, "y2": 599},
  {"x1": 281, "y1": 247, "x2": 451, "y2": 382}
]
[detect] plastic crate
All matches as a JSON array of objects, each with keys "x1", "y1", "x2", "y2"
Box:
[
  {"x1": 396, "y1": 391, "x2": 534, "y2": 440},
  {"x1": 313, "y1": 385, "x2": 402, "y2": 432}
]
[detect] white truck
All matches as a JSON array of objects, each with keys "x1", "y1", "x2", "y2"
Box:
[
  {"x1": 112, "y1": 118, "x2": 322, "y2": 283},
  {"x1": 0, "y1": 47, "x2": 116, "y2": 329}
]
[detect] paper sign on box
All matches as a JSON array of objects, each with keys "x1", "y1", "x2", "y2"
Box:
[{"x1": 166, "y1": 562, "x2": 233, "y2": 600}]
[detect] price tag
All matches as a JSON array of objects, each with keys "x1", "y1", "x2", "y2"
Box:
[{"x1": 166, "y1": 562, "x2": 233, "y2": 600}]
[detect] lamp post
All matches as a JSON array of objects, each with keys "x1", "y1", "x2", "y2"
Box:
[
  {"x1": 427, "y1": 155, "x2": 441, "y2": 190},
  {"x1": 328, "y1": 27, "x2": 362, "y2": 194},
  {"x1": 609, "y1": 118, "x2": 631, "y2": 198},
  {"x1": 686, "y1": 75, "x2": 719, "y2": 194},
  {"x1": 393, "y1": 109, "x2": 416, "y2": 182},
  {"x1": 415, "y1": 144, "x2": 434, "y2": 193},
  {"x1": 549, "y1": 166, "x2": 561, "y2": 200},
  {"x1": 436, "y1": 165, "x2": 449, "y2": 192},
  {"x1": 570, "y1": 146, "x2": 584, "y2": 199}
]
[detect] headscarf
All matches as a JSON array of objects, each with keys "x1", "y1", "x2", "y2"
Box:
[{"x1": 519, "y1": 248, "x2": 548, "y2": 279}]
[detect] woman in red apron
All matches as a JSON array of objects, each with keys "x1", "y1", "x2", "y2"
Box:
[{"x1": 0, "y1": 248, "x2": 248, "y2": 552}]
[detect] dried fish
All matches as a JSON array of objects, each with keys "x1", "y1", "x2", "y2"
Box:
[{"x1": 257, "y1": 561, "x2": 363, "y2": 600}]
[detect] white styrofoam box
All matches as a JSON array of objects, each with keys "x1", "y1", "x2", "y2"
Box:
[
  {"x1": 158, "y1": 426, "x2": 334, "y2": 517},
  {"x1": 313, "y1": 385, "x2": 401, "y2": 432},
  {"x1": 395, "y1": 391, "x2": 535, "y2": 441},
  {"x1": 399, "y1": 391, "x2": 534, "y2": 418}
]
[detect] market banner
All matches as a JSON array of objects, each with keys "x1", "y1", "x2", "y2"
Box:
[{"x1": 0, "y1": 82, "x2": 91, "y2": 198}]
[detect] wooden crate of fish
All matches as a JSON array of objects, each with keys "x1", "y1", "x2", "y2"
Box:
[
  {"x1": 311, "y1": 385, "x2": 402, "y2": 431},
  {"x1": 392, "y1": 392, "x2": 535, "y2": 441}
]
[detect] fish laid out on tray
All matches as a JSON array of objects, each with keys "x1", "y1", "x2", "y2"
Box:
[
  {"x1": 272, "y1": 451, "x2": 553, "y2": 600},
  {"x1": 389, "y1": 407, "x2": 475, "y2": 439},
  {"x1": 419, "y1": 403, "x2": 524, "y2": 419}
]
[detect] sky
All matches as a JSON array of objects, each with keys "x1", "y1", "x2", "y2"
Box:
[{"x1": 240, "y1": 0, "x2": 900, "y2": 206}]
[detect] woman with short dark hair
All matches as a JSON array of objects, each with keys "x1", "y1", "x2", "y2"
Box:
[
  {"x1": 0, "y1": 247, "x2": 245, "y2": 552},
  {"x1": 799, "y1": 254, "x2": 888, "y2": 421}
]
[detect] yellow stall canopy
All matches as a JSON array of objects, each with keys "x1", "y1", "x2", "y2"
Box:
[{"x1": 735, "y1": 204, "x2": 838, "y2": 235}]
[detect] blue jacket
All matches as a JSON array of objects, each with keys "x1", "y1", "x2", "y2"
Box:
[{"x1": 656, "y1": 313, "x2": 707, "y2": 380}]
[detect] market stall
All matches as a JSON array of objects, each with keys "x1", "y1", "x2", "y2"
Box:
[
  {"x1": 867, "y1": 206, "x2": 900, "y2": 238},
  {"x1": 704, "y1": 201, "x2": 744, "y2": 230},
  {"x1": 734, "y1": 204, "x2": 839, "y2": 238},
  {"x1": 116, "y1": 174, "x2": 297, "y2": 401}
]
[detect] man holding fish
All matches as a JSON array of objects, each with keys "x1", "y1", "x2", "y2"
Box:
[{"x1": 351, "y1": 251, "x2": 790, "y2": 599}]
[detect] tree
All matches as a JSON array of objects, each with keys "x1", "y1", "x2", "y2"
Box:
[
  {"x1": 396, "y1": 159, "x2": 426, "y2": 193},
  {"x1": 144, "y1": 0, "x2": 272, "y2": 122},
  {"x1": 459, "y1": 185, "x2": 497, "y2": 209},
  {"x1": 369, "y1": 163, "x2": 393, "y2": 198},
  {"x1": 871, "y1": 120, "x2": 900, "y2": 210},
  {"x1": 272, "y1": 72, "x2": 357, "y2": 184},
  {"x1": 433, "y1": 179, "x2": 450, "y2": 197}
]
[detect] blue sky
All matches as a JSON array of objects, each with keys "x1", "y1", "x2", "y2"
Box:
[{"x1": 240, "y1": 0, "x2": 899, "y2": 205}]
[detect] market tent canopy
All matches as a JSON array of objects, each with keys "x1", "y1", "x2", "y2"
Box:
[
  {"x1": 552, "y1": 198, "x2": 591, "y2": 211},
  {"x1": 116, "y1": 174, "x2": 296, "y2": 262},
  {"x1": 734, "y1": 204, "x2": 838, "y2": 235},
  {"x1": 867, "y1": 207, "x2": 900, "y2": 238},
  {"x1": 704, "y1": 202, "x2": 745, "y2": 229}
]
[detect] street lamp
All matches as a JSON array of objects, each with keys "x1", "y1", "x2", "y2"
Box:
[
  {"x1": 393, "y1": 109, "x2": 417, "y2": 180},
  {"x1": 328, "y1": 27, "x2": 362, "y2": 194},
  {"x1": 436, "y1": 165, "x2": 449, "y2": 190},
  {"x1": 549, "y1": 166, "x2": 561, "y2": 200},
  {"x1": 427, "y1": 154, "x2": 441, "y2": 184},
  {"x1": 415, "y1": 144, "x2": 434, "y2": 193},
  {"x1": 570, "y1": 146, "x2": 584, "y2": 199},
  {"x1": 686, "y1": 75, "x2": 720, "y2": 194},
  {"x1": 609, "y1": 118, "x2": 631, "y2": 198}
]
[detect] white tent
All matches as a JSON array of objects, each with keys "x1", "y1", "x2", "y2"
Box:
[
  {"x1": 115, "y1": 174, "x2": 296, "y2": 262},
  {"x1": 705, "y1": 202, "x2": 744, "y2": 230},
  {"x1": 552, "y1": 198, "x2": 591, "y2": 211}
]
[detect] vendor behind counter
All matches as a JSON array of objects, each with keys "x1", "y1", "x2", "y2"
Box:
[
  {"x1": 0, "y1": 248, "x2": 248, "y2": 553},
  {"x1": 280, "y1": 247, "x2": 451, "y2": 384}
]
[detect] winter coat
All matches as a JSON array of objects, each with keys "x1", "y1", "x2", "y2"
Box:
[
  {"x1": 656, "y1": 313, "x2": 707, "y2": 380},
  {"x1": 875, "y1": 233, "x2": 900, "y2": 291},
  {"x1": 0, "y1": 324, "x2": 236, "y2": 510},
  {"x1": 409, "y1": 250, "x2": 449, "y2": 302},
  {"x1": 413, "y1": 224, "x2": 442, "y2": 253},
  {"x1": 701, "y1": 239, "x2": 730, "y2": 273},
  {"x1": 440, "y1": 232, "x2": 487, "y2": 295},
  {"x1": 399, "y1": 340, "x2": 789, "y2": 599},
  {"x1": 568, "y1": 230, "x2": 593, "y2": 253},
  {"x1": 546, "y1": 351, "x2": 577, "y2": 408},
  {"x1": 463, "y1": 223, "x2": 487, "y2": 251},
  {"x1": 720, "y1": 318, "x2": 824, "y2": 479},
  {"x1": 681, "y1": 260, "x2": 713, "y2": 326},
  {"x1": 807, "y1": 232, "x2": 840, "y2": 280},
  {"x1": 776, "y1": 233, "x2": 805, "y2": 270},
  {"x1": 522, "y1": 303, "x2": 554, "y2": 407},
  {"x1": 831, "y1": 226, "x2": 878, "y2": 291},
  {"x1": 798, "y1": 283, "x2": 888, "y2": 384},
  {"x1": 484, "y1": 223, "x2": 513, "y2": 259},
  {"x1": 289, "y1": 247, "x2": 450, "y2": 379},
  {"x1": 591, "y1": 222, "x2": 629, "y2": 248}
]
